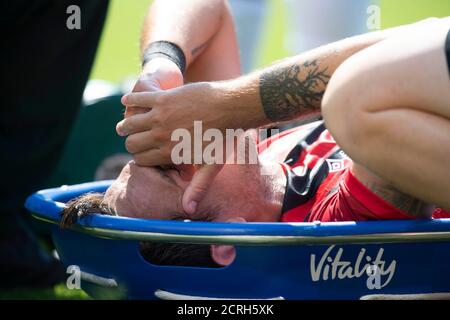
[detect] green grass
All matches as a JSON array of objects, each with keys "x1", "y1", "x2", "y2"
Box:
[
  {"x1": 89, "y1": 0, "x2": 152, "y2": 82},
  {"x1": 5, "y1": 0, "x2": 450, "y2": 300},
  {"x1": 90, "y1": 0, "x2": 450, "y2": 82},
  {"x1": 381, "y1": 0, "x2": 450, "y2": 28},
  {"x1": 0, "y1": 284, "x2": 90, "y2": 300},
  {"x1": 258, "y1": 0, "x2": 450, "y2": 67}
]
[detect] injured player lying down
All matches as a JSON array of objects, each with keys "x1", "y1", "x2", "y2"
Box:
[
  {"x1": 61, "y1": 17, "x2": 450, "y2": 267},
  {"x1": 60, "y1": 120, "x2": 450, "y2": 267}
]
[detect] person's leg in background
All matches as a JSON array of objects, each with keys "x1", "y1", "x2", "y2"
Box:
[
  {"x1": 227, "y1": 0, "x2": 268, "y2": 74},
  {"x1": 0, "y1": 0, "x2": 108, "y2": 288},
  {"x1": 322, "y1": 18, "x2": 450, "y2": 210},
  {"x1": 284, "y1": 0, "x2": 379, "y2": 53}
]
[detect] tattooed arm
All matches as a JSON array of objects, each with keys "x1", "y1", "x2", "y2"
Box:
[
  {"x1": 140, "y1": 0, "x2": 240, "y2": 81},
  {"x1": 255, "y1": 22, "x2": 430, "y2": 123},
  {"x1": 141, "y1": 0, "x2": 224, "y2": 67},
  {"x1": 119, "y1": 19, "x2": 441, "y2": 214},
  {"x1": 220, "y1": 18, "x2": 442, "y2": 125},
  {"x1": 158, "y1": 20, "x2": 420, "y2": 130},
  {"x1": 119, "y1": 20, "x2": 435, "y2": 161},
  {"x1": 259, "y1": 60, "x2": 330, "y2": 121},
  {"x1": 126, "y1": 0, "x2": 239, "y2": 118}
]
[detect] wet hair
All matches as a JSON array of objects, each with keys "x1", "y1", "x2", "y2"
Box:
[{"x1": 60, "y1": 193, "x2": 220, "y2": 268}]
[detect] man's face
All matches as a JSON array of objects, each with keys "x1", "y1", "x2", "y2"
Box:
[
  {"x1": 103, "y1": 161, "x2": 194, "y2": 220},
  {"x1": 103, "y1": 137, "x2": 283, "y2": 223},
  {"x1": 103, "y1": 160, "x2": 272, "y2": 222}
]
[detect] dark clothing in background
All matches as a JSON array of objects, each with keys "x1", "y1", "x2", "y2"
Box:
[
  {"x1": 0, "y1": 0, "x2": 108, "y2": 218},
  {"x1": 0, "y1": 0, "x2": 109, "y2": 288}
]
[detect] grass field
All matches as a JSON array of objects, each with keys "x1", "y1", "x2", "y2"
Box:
[
  {"x1": 2, "y1": 0, "x2": 450, "y2": 300},
  {"x1": 91, "y1": 0, "x2": 450, "y2": 82},
  {"x1": 0, "y1": 284, "x2": 90, "y2": 300}
]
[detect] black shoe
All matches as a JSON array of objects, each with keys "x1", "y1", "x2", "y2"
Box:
[{"x1": 0, "y1": 213, "x2": 66, "y2": 289}]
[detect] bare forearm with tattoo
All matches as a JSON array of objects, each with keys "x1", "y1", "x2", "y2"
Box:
[
  {"x1": 223, "y1": 24, "x2": 419, "y2": 126},
  {"x1": 142, "y1": 0, "x2": 225, "y2": 67},
  {"x1": 257, "y1": 38, "x2": 379, "y2": 123},
  {"x1": 260, "y1": 59, "x2": 331, "y2": 121}
]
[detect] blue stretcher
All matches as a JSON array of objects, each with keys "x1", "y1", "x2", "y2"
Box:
[{"x1": 25, "y1": 181, "x2": 450, "y2": 300}]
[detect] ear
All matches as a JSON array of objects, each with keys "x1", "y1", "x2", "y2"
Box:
[{"x1": 210, "y1": 217, "x2": 246, "y2": 266}]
